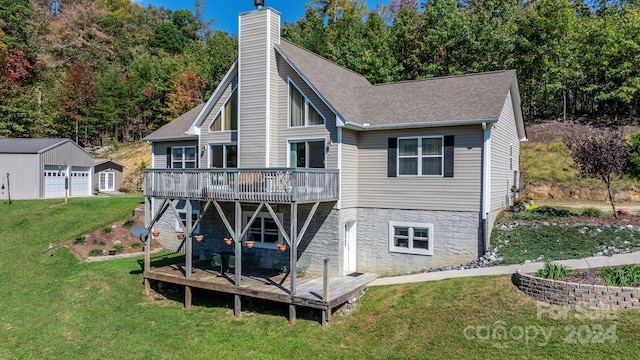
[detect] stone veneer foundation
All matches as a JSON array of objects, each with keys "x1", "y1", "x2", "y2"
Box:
[{"x1": 515, "y1": 271, "x2": 640, "y2": 310}]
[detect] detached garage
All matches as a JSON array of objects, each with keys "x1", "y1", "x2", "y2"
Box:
[{"x1": 0, "y1": 138, "x2": 94, "y2": 200}]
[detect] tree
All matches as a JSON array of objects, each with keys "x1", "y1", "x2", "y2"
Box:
[
  {"x1": 58, "y1": 60, "x2": 97, "y2": 144},
  {"x1": 148, "y1": 21, "x2": 187, "y2": 54},
  {"x1": 565, "y1": 129, "x2": 629, "y2": 219},
  {"x1": 166, "y1": 68, "x2": 206, "y2": 118}
]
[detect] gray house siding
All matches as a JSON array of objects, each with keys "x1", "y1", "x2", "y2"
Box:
[
  {"x1": 275, "y1": 56, "x2": 338, "y2": 169},
  {"x1": 340, "y1": 129, "x2": 358, "y2": 208},
  {"x1": 40, "y1": 141, "x2": 93, "y2": 168},
  {"x1": 357, "y1": 126, "x2": 483, "y2": 212},
  {"x1": 268, "y1": 11, "x2": 280, "y2": 167},
  {"x1": 0, "y1": 154, "x2": 39, "y2": 199},
  {"x1": 490, "y1": 91, "x2": 520, "y2": 213},
  {"x1": 152, "y1": 141, "x2": 198, "y2": 169},
  {"x1": 238, "y1": 10, "x2": 272, "y2": 168}
]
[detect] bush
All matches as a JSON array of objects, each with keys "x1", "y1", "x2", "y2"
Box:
[
  {"x1": 130, "y1": 242, "x2": 143, "y2": 249},
  {"x1": 88, "y1": 249, "x2": 103, "y2": 257},
  {"x1": 512, "y1": 206, "x2": 574, "y2": 220},
  {"x1": 123, "y1": 219, "x2": 135, "y2": 228},
  {"x1": 99, "y1": 241, "x2": 106, "y2": 246},
  {"x1": 101, "y1": 227, "x2": 113, "y2": 234},
  {"x1": 113, "y1": 245, "x2": 125, "y2": 253},
  {"x1": 72, "y1": 236, "x2": 86, "y2": 245},
  {"x1": 599, "y1": 265, "x2": 640, "y2": 287},
  {"x1": 581, "y1": 208, "x2": 604, "y2": 217},
  {"x1": 535, "y1": 262, "x2": 573, "y2": 280}
]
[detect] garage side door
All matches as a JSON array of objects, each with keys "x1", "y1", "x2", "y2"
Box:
[
  {"x1": 44, "y1": 165, "x2": 66, "y2": 198},
  {"x1": 71, "y1": 166, "x2": 91, "y2": 196}
]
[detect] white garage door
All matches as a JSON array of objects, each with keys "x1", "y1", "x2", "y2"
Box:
[
  {"x1": 70, "y1": 166, "x2": 91, "y2": 196},
  {"x1": 44, "y1": 165, "x2": 66, "y2": 198}
]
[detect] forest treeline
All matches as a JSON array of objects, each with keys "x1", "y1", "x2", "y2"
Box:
[{"x1": 1, "y1": 0, "x2": 640, "y2": 146}]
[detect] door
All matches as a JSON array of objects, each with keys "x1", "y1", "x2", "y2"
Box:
[
  {"x1": 43, "y1": 165, "x2": 66, "y2": 198},
  {"x1": 343, "y1": 221, "x2": 357, "y2": 274},
  {"x1": 99, "y1": 172, "x2": 115, "y2": 191},
  {"x1": 70, "y1": 166, "x2": 91, "y2": 196}
]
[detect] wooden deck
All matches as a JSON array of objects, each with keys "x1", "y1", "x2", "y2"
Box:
[{"x1": 144, "y1": 260, "x2": 377, "y2": 322}]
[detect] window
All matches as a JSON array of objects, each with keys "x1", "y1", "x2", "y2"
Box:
[
  {"x1": 244, "y1": 211, "x2": 283, "y2": 248},
  {"x1": 398, "y1": 136, "x2": 443, "y2": 176},
  {"x1": 175, "y1": 200, "x2": 200, "y2": 233},
  {"x1": 209, "y1": 89, "x2": 237, "y2": 132},
  {"x1": 289, "y1": 81, "x2": 324, "y2": 127},
  {"x1": 209, "y1": 144, "x2": 237, "y2": 168},
  {"x1": 172, "y1": 146, "x2": 197, "y2": 169},
  {"x1": 289, "y1": 140, "x2": 325, "y2": 168},
  {"x1": 389, "y1": 222, "x2": 433, "y2": 255}
]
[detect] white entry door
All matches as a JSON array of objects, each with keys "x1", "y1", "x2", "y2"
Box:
[
  {"x1": 343, "y1": 221, "x2": 357, "y2": 274},
  {"x1": 99, "y1": 172, "x2": 115, "y2": 191}
]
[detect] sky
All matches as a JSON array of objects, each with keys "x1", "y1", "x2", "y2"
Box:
[{"x1": 139, "y1": 0, "x2": 390, "y2": 34}]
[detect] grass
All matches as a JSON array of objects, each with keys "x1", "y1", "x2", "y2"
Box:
[{"x1": 1, "y1": 198, "x2": 640, "y2": 359}]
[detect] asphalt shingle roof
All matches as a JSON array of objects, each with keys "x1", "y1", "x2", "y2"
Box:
[
  {"x1": 143, "y1": 103, "x2": 204, "y2": 141},
  {"x1": 0, "y1": 138, "x2": 69, "y2": 154}
]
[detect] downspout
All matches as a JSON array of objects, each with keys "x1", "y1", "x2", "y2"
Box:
[{"x1": 482, "y1": 122, "x2": 492, "y2": 254}]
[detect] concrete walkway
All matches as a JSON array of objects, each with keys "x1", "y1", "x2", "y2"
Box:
[{"x1": 369, "y1": 251, "x2": 640, "y2": 286}]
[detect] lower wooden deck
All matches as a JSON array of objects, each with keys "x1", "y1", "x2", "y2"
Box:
[{"x1": 144, "y1": 260, "x2": 377, "y2": 315}]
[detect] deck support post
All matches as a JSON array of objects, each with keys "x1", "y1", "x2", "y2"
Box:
[
  {"x1": 144, "y1": 197, "x2": 152, "y2": 296},
  {"x1": 234, "y1": 201, "x2": 242, "y2": 316},
  {"x1": 322, "y1": 258, "x2": 330, "y2": 326},
  {"x1": 185, "y1": 286, "x2": 192, "y2": 309},
  {"x1": 289, "y1": 202, "x2": 298, "y2": 324}
]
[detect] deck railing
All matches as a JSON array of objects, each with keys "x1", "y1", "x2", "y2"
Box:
[{"x1": 144, "y1": 168, "x2": 339, "y2": 203}]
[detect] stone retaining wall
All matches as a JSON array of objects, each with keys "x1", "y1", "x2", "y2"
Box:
[{"x1": 515, "y1": 271, "x2": 640, "y2": 310}]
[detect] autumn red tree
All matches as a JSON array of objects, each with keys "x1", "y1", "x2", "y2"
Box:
[
  {"x1": 166, "y1": 68, "x2": 206, "y2": 118},
  {"x1": 565, "y1": 129, "x2": 629, "y2": 219},
  {"x1": 58, "y1": 59, "x2": 97, "y2": 144}
]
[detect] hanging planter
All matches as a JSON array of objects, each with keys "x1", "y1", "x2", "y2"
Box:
[
  {"x1": 245, "y1": 240, "x2": 255, "y2": 248},
  {"x1": 194, "y1": 235, "x2": 204, "y2": 242},
  {"x1": 277, "y1": 243, "x2": 287, "y2": 252},
  {"x1": 224, "y1": 237, "x2": 233, "y2": 246},
  {"x1": 152, "y1": 230, "x2": 160, "y2": 238},
  {"x1": 176, "y1": 233, "x2": 185, "y2": 240}
]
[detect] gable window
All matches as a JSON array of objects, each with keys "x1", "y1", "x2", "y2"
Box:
[
  {"x1": 289, "y1": 140, "x2": 325, "y2": 168},
  {"x1": 289, "y1": 81, "x2": 324, "y2": 127},
  {"x1": 244, "y1": 211, "x2": 283, "y2": 248},
  {"x1": 209, "y1": 89, "x2": 238, "y2": 132},
  {"x1": 398, "y1": 136, "x2": 443, "y2": 176},
  {"x1": 209, "y1": 144, "x2": 237, "y2": 168},
  {"x1": 389, "y1": 221, "x2": 433, "y2": 255},
  {"x1": 172, "y1": 146, "x2": 197, "y2": 169}
]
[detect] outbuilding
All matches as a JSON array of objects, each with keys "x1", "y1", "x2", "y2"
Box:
[
  {"x1": 94, "y1": 158, "x2": 127, "y2": 193},
  {"x1": 0, "y1": 138, "x2": 94, "y2": 200}
]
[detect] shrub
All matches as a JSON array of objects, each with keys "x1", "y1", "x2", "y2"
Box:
[
  {"x1": 123, "y1": 219, "x2": 135, "y2": 228},
  {"x1": 599, "y1": 265, "x2": 640, "y2": 287},
  {"x1": 582, "y1": 208, "x2": 604, "y2": 217},
  {"x1": 130, "y1": 242, "x2": 143, "y2": 249},
  {"x1": 88, "y1": 249, "x2": 103, "y2": 257},
  {"x1": 512, "y1": 206, "x2": 574, "y2": 220},
  {"x1": 72, "y1": 236, "x2": 86, "y2": 245},
  {"x1": 99, "y1": 241, "x2": 106, "y2": 246},
  {"x1": 534, "y1": 262, "x2": 573, "y2": 280},
  {"x1": 101, "y1": 227, "x2": 113, "y2": 234},
  {"x1": 616, "y1": 209, "x2": 631, "y2": 217},
  {"x1": 113, "y1": 245, "x2": 125, "y2": 253}
]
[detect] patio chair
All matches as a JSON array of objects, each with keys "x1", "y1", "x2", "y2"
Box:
[
  {"x1": 227, "y1": 255, "x2": 236, "y2": 274},
  {"x1": 211, "y1": 253, "x2": 223, "y2": 275}
]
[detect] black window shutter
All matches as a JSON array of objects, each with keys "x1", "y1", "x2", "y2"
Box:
[
  {"x1": 166, "y1": 146, "x2": 172, "y2": 169},
  {"x1": 444, "y1": 135, "x2": 454, "y2": 178},
  {"x1": 388, "y1": 138, "x2": 397, "y2": 177}
]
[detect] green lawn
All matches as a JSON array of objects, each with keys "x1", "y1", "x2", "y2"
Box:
[{"x1": 1, "y1": 198, "x2": 639, "y2": 359}]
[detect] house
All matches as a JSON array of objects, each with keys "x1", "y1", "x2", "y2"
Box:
[
  {"x1": 94, "y1": 158, "x2": 127, "y2": 193},
  {"x1": 143, "y1": 5, "x2": 525, "y2": 280},
  {"x1": 0, "y1": 138, "x2": 94, "y2": 200}
]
